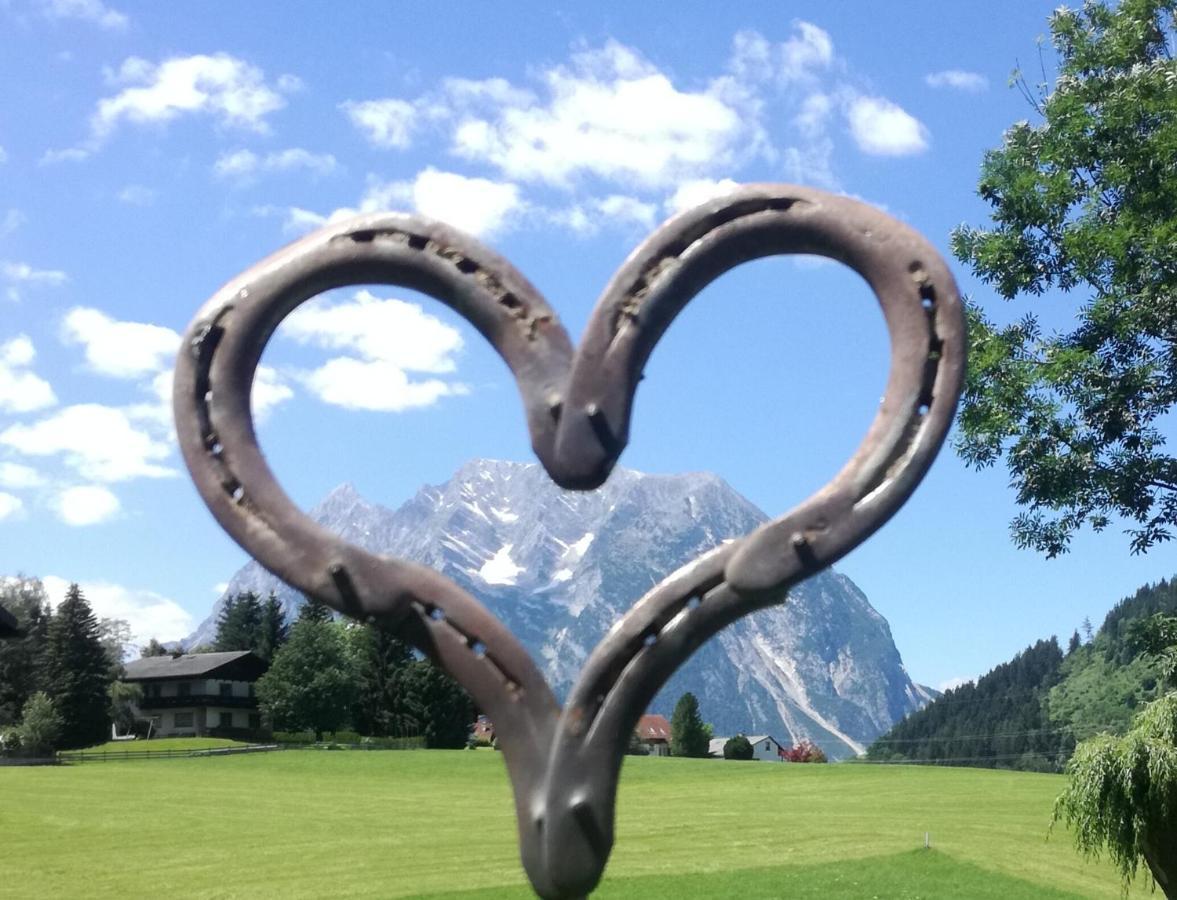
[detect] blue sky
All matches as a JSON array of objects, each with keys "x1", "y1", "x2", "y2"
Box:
[{"x1": 0, "y1": 0, "x2": 1172, "y2": 690}]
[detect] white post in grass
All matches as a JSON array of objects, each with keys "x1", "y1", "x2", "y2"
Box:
[{"x1": 924, "y1": 832, "x2": 930, "y2": 850}]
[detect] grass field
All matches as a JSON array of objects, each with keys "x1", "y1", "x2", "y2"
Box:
[
  {"x1": 0, "y1": 752, "x2": 1134, "y2": 898},
  {"x1": 76, "y1": 737, "x2": 252, "y2": 754}
]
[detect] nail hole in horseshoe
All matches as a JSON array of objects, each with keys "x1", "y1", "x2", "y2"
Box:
[
  {"x1": 686, "y1": 595, "x2": 702, "y2": 610},
  {"x1": 428, "y1": 606, "x2": 446, "y2": 622},
  {"x1": 469, "y1": 639, "x2": 487, "y2": 658}
]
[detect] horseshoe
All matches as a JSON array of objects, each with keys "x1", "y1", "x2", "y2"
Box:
[{"x1": 173, "y1": 184, "x2": 965, "y2": 899}]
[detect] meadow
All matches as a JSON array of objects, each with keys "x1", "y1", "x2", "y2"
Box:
[{"x1": 0, "y1": 749, "x2": 1134, "y2": 898}]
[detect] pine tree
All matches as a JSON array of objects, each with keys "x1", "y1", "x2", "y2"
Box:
[
  {"x1": 256, "y1": 593, "x2": 288, "y2": 663},
  {"x1": 0, "y1": 576, "x2": 50, "y2": 727},
  {"x1": 670, "y1": 692, "x2": 710, "y2": 758},
  {"x1": 215, "y1": 591, "x2": 264, "y2": 652},
  {"x1": 298, "y1": 595, "x2": 334, "y2": 625},
  {"x1": 351, "y1": 622, "x2": 414, "y2": 736},
  {"x1": 42, "y1": 584, "x2": 111, "y2": 749},
  {"x1": 140, "y1": 638, "x2": 170, "y2": 657},
  {"x1": 398, "y1": 659, "x2": 473, "y2": 749}
]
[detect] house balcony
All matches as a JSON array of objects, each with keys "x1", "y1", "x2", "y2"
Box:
[{"x1": 137, "y1": 694, "x2": 259, "y2": 710}]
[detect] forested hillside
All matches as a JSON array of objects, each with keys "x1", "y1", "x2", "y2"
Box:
[{"x1": 866, "y1": 578, "x2": 1177, "y2": 771}]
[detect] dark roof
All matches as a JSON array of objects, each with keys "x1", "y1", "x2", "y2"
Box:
[
  {"x1": 123, "y1": 650, "x2": 267, "y2": 682},
  {"x1": 0, "y1": 604, "x2": 21, "y2": 638}
]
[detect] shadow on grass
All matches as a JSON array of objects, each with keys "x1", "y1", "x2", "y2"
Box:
[{"x1": 406, "y1": 849, "x2": 1089, "y2": 899}]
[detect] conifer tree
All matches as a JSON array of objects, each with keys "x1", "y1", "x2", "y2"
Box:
[
  {"x1": 670, "y1": 692, "x2": 710, "y2": 758},
  {"x1": 140, "y1": 638, "x2": 170, "y2": 657},
  {"x1": 398, "y1": 658, "x2": 472, "y2": 749},
  {"x1": 298, "y1": 595, "x2": 334, "y2": 625},
  {"x1": 256, "y1": 593, "x2": 288, "y2": 662},
  {"x1": 214, "y1": 591, "x2": 264, "y2": 652},
  {"x1": 351, "y1": 622, "x2": 413, "y2": 736},
  {"x1": 42, "y1": 584, "x2": 111, "y2": 749}
]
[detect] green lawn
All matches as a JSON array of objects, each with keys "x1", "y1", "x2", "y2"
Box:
[
  {"x1": 74, "y1": 737, "x2": 252, "y2": 754},
  {"x1": 0, "y1": 752, "x2": 1132, "y2": 898}
]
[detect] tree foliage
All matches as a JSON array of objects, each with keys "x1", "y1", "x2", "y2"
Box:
[
  {"x1": 255, "y1": 617, "x2": 357, "y2": 741},
  {"x1": 398, "y1": 659, "x2": 473, "y2": 749},
  {"x1": 951, "y1": 0, "x2": 1177, "y2": 555},
  {"x1": 42, "y1": 584, "x2": 111, "y2": 749},
  {"x1": 0, "y1": 576, "x2": 50, "y2": 727},
  {"x1": 782, "y1": 740, "x2": 827, "y2": 763},
  {"x1": 1054, "y1": 692, "x2": 1177, "y2": 896},
  {"x1": 349, "y1": 622, "x2": 414, "y2": 737},
  {"x1": 214, "y1": 591, "x2": 263, "y2": 652},
  {"x1": 16, "y1": 691, "x2": 63, "y2": 757},
  {"x1": 723, "y1": 734, "x2": 753, "y2": 760},
  {"x1": 257, "y1": 593, "x2": 289, "y2": 663},
  {"x1": 670, "y1": 692, "x2": 710, "y2": 758},
  {"x1": 139, "y1": 638, "x2": 170, "y2": 657}
]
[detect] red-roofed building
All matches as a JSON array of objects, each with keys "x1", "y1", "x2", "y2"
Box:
[{"x1": 635, "y1": 714, "x2": 671, "y2": 756}]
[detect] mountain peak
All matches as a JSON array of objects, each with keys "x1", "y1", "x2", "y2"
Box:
[{"x1": 187, "y1": 458, "x2": 927, "y2": 758}]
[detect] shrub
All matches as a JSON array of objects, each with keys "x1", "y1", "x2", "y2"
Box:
[
  {"x1": 782, "y1": 740, "x2": 827, "y2": 763},
  {"x1": 723, "y1": 735, "x2": 753, "y2": 760}
]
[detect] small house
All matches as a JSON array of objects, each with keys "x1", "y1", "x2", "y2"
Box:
[
  {"x1": 710, "y1": 734, "x2": 788, "y2": 761},
  {"x1": 746, "y1": 735, "x2": 787, "y2": 761},
  {"x1": 635, "y1": 714, "x2": 672, "y2": 756},
  {"x1": 122, "y1": 651, "x2": 268, "y2": 738}
]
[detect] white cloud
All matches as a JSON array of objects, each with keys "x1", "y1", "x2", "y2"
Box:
[
  {"x1": 252, "y1": 365, "x2": 294, "y2": 419},
  {"x1": 42, "y1": 575, "x2": 194, "y2": 645},
  {"x1": 0, "y1": 403, "x2": 174, "y2": 482},
  {"x1": 341, "y1": 98, "x2": 417, "y2": 149},
  {"x1": 91, "y1": 53, "x2": 294, "y2": 141},
  {"x1": 214, "y1": 147, "x2": 337, "y2": 180},
  {"x1": 925, "y1": 70, "x2": 988, "y2": 92},
  {"x1": 0, "y1": 492, "x2": 23, "y2": 521},
  {"x1": 212, "y1": 581, "x2": 228, "y2": 595},
  {"x1": 552, "y1": 194, "x2": 658, "y2": 235},
  {"x1": 54, "y1": 484, "x2": 120, "y2": 525},
  {"x1": 938, "y1": 676, "x2": 975, "y2": 692},
  {"x1": 117, "y1": 184, "x2": 156, "y2": 205},
  {"x1": 0, "y1": 335, "x2": 57, "y2": 413},
  {"x1": 665, "y1": 178, "x2": 741, "y2": 215},
  {"x1": 845, "y1": 95, "x2": 929, "y2": 156},
  {"x1": 0, "y1": 462, "x2": 45, "y2": 489},
  {"x1": 0, "y1": 209, "x2": 25, "y2": 237},
  {"x1": 779, "y1": 22, "x2": 834, "y2": 82},
  {"x1": 61, "y1": 307, "x2": 179, "y2": 379},
  {"x1": 39, "y1": 147, "x2": 90, "y2": 165},
  {"x1": 281, "y1": 289, "x2": 467, "y2": 413},
  {"x1": 300, "y1": 359, "x2": 465, "y2": 412},
  {"x1": 2, "y1": 260, "x2": 69, "y2": 298},
  {"x1": 363, "y1": 168, "x2": 522, "y2": 238},
  {"x1": 447, "y1": 41, "x2": 752, "y2": 188},
  {"x1": 284, "y1": 289, "x2": 462, "y2": 374},
  {"x1": 42, "y1": 0, "x2": 127, "y2": 29}
]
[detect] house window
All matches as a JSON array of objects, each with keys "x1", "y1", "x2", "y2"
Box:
[
  {"x1": 219, "y1": 712, "x2": 233, "y2": 728},
  {"x1": 248, "y1": 684, "x2": 255, "y2": 698},
  {"x1": 249, "y1": 714, "x2": 261, "y2": 730},
  {"x1": 146, "y1": 683, "x2": 160, "y2": 698},
  {"x1": 174, "y1": 712, "x2": 194, "y2": 728},
  {"x1": 178, "y1": 682, "x2": 191, "y2": 697},
  {"x1": 219, "y1": 682, "x2": 232, "y2": 697}
]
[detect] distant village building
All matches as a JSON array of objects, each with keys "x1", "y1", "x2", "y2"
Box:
[
  {"x1": 709, "y1": 734, "x2": 788, "y2": 761},
  {"x1": 122, "y1": 651, "x2": 268, "y2": 737},
  {"x1": 635, "y1": 714, "x2": 672, "y2": 756},
  {"x1": 0, "y1": 604, "x2": 20, "y2": 639}
]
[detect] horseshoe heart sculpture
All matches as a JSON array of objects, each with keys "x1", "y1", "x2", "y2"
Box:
[{"x1": 173, "y1": 185, "x2": 965, "y2": 899}]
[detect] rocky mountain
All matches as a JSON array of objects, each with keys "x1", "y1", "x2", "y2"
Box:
[{"x1": 187, "y1": 458, "x2": 933, "y2": 758}]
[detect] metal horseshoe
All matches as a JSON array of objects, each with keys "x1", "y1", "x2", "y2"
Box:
[{"x1": 173, "y1": 184, "x2": 965, "y2": 899}]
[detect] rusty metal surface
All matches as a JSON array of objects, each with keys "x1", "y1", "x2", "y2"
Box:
[{"x1": 173, "y1": 184, "x2": 965, "y2": 899}]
